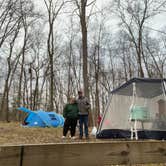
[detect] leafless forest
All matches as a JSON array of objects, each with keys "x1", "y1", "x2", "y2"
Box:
[{"x1": 0, "y1": 0, "x2": 166, "y2": 125}]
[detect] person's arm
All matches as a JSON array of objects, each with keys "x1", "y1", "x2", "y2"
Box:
[
  {"x1": 63, "y1": 104, "x2": 68, "y2": 118},
  {"x1": 76, "y1": 104, "x2": 79, "y2": 117},
  {"x1": 85, "y1": 97, "x2": 90, "y2": 109}
]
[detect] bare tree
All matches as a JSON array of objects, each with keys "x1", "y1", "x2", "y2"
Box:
[
  {"x1": 43, "y1": 0, "x2": 65, "y2": 111},
  {"x1": 0, "y1": 22, "x2": 21, "y2": 121},
  {"x1": 114, "y1": 0, "x2": 166, "y2": 77},
  {"x1": 0, "y1": 0, "x2": 21, "y2": 48},
  {"x1": 144, "y1": 34, "x2": 166, "y2": 78},
  {"x1": 72, "y1": 0, "x2": 97, "y2": 99}
]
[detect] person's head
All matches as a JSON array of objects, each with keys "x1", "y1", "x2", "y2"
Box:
[
  {"x1": 78, "y1": 89, "x2": 83, "y2": 97},
  {"x1": 69, "y1": 96, "x2": 76, "y2": 104}
]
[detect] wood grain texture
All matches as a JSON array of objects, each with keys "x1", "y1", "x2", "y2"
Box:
[
  {"x1": 0, "y1": 141, "x2": 166, "y2": 166},
  {"x1": 0, "y1": 146, "x2": 21, "y2": 166}
]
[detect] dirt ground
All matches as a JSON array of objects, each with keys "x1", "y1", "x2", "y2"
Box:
[
  {"x1": 0, "y1": 122, "x2": 98, "y2": 145},
  {"x1": 1, "y1": 122, "x2": 165, "y2": 166}
]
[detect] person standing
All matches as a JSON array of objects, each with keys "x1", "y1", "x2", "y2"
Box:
[
  {"x1": 77, "y1": 90, "x2": 90, "y2": 139},
  {"x1": 62, "y1": 96, "x2": 79, "y2": 139}
]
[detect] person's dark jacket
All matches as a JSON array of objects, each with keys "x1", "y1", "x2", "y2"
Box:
[{"x1": 63, "y1": 103, "x2": 79, "y2": 119}]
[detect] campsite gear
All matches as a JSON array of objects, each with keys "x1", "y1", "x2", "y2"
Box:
[
  {"x1": 130, "y1": 106, "x2": 150, "y2": 120},
  {"x1": 18, "y1": 107, "x2": 64, "y2": 127},
  {"x1": 130, "y1": 105, "x2": 151, "y2": 140},
  {"x1": 97, "y1": 78, "x2": 166, "y2": 140},
  {"x1": 91, "y1": 126, "x2": 97, "y2": 136},
  {"x1": 97, "y1": 115, "x2": 102, "y2": 126},
  {"x1": 129, "y1": 82, "x2": 151, "y2": 140}
]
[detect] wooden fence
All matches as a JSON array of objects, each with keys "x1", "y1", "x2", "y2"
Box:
[{"x1": 0, "y1": 141, "x2": 166, "y2": 166}]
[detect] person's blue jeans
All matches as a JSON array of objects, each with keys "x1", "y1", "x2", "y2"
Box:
[{"x1": 79, "y1": 115, "x2": 88, "y2": 138}]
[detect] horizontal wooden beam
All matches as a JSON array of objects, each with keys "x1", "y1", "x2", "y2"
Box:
[{"x1": 0, "y1": 141, "x2": 166, "y2": 166}]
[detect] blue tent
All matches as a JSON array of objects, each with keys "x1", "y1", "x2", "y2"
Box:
[{"x1": 18, "y1": 107, "x2": 64, "y2": 127}]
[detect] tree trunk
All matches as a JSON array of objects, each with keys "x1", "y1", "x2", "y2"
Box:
[{"x1": 80, "y1": 0, "x2": 89, "y2": 99}]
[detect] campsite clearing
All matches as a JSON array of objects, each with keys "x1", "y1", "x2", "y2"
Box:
[
  {"x1": 0, "y1": 122, "x2": 97, "y2": 145},
  {"x1": 0, "y1": 122, "x2": 166, "y2": 165}
]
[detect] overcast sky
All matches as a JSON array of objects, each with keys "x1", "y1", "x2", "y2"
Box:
[{"x1": 33, "y1": 0, "x2": 166, "y2": 37}]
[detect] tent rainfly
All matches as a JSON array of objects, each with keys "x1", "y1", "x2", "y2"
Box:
[
  {"x1": 97, "y1": 78, "x2": 166, "y2": 140},
  {"x1": 18, "y1": 107, "x2": 64, "y2": 127}
]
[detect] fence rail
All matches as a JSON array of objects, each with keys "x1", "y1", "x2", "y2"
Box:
[{"x1": 0, "y1": 141, "x2": 166, "y2": 166}]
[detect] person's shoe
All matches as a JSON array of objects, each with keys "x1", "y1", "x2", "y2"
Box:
[
  {"x1": 71, "y1": 136, "x2": 76, "y2": 140},
  {"x1": 61, "y1": 136, "x2": 66, "y2": 139},
  {"x1": 79, "y1": 136, "x2": 83, "y2": 139},
  {"x1": 86, "y1": 136, "x2": 89, "y2": 139}
]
